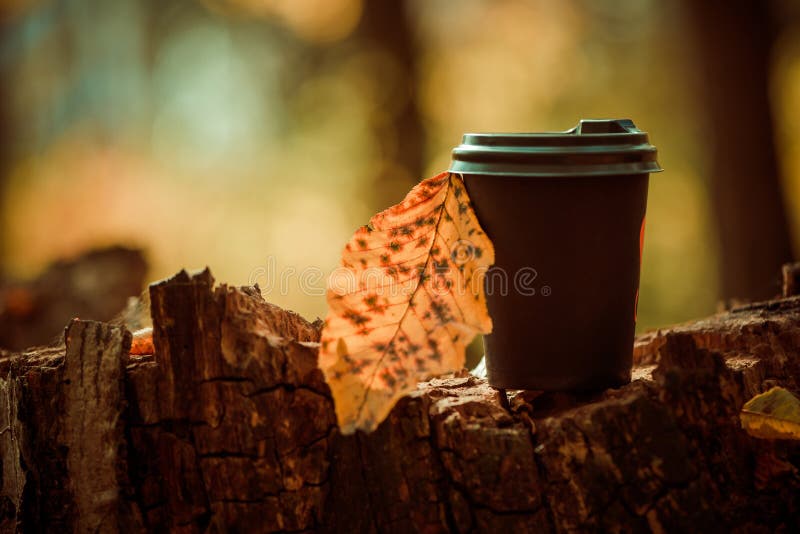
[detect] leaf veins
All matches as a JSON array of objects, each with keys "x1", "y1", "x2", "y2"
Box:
[{"x1": 318, "y1": 172, "x2": 495, "y2": 434}]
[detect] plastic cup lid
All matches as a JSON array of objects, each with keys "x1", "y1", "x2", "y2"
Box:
[{"x1": 449, "y1": 119, "x2": 662, "y2": 177}]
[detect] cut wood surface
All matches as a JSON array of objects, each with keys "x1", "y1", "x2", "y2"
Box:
[{"x1": 1, "y1": 267, "x2": 799, "y2": 532}]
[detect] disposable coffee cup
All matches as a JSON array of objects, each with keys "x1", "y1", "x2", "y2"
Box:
[{"x1": 450, "y1": 119, "x2": 662, "y2": 391}]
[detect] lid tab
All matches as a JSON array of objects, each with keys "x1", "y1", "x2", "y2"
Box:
[{"x1": 573, "y1": 119, "x2": 638, "y2": 134}]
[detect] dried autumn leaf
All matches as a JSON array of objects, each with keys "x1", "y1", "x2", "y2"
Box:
[
  {"x1": 130, "y1": 327, "x2": 155, "y2": 356},
  {"x1": 740, "y1": 386, "x2": 800, "y2": 440},
  {"x1": 319, "y1": 171, "x2": 494, "y2": 434}
]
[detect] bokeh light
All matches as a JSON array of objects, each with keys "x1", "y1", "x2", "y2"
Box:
[{"x1": 1, "y1": 0, "x2": 798, "y2": 331}]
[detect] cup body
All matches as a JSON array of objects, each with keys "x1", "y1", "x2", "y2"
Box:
[{"x1": 450, "y1": 119, "x2": 660, "y2": 391}]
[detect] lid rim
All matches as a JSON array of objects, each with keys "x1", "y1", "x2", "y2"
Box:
[
  {"x1": 453, "y1": 145, "x2": 659, "y2": 155},
  {"x1": 448, "y1": 167, "x2": 664, "y2": 178}
]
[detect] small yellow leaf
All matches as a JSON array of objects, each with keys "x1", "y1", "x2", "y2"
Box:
[
  {"x1": 740, "y1": 386, "x2": 800, "y2": 440},
  {"x1": 319, "y1": 172, "x2": 495, "y2": 434}
]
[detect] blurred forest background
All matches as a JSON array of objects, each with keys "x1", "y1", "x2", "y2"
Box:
[{"x1": 1, "y1": 0, "x2": 799, "y2": 337}]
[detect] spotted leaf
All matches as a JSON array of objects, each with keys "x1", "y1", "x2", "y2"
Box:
[{"x1": 319, "y1": 172, "x2": 494, "y2": 433}]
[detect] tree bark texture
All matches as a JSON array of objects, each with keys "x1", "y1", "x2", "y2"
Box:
[{"x1": 1, "y1": 267, "x2": 799, "y2": 532}]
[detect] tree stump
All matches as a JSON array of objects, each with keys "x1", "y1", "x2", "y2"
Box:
[
  {"x1": 0, "y1": 246, "x2": 148, "y2": 351},
  {"x1": 1, "y1": 268, "x2": 799, "y2": 532}
]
